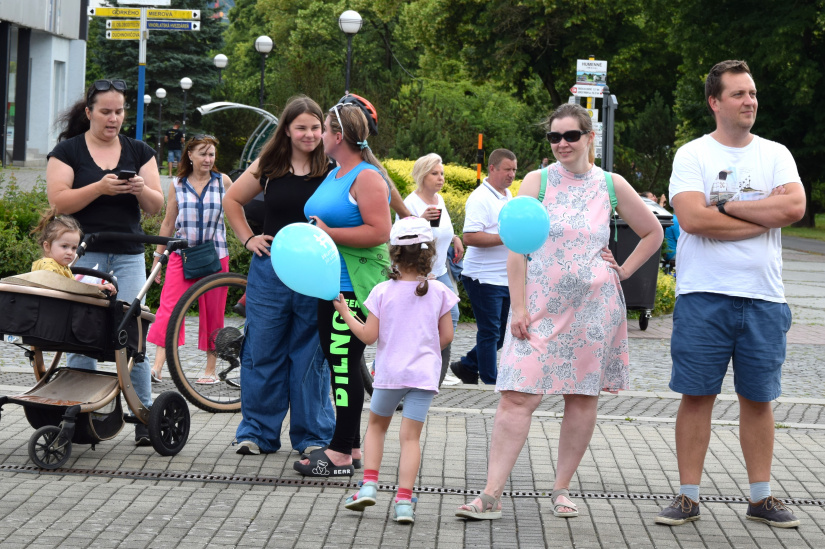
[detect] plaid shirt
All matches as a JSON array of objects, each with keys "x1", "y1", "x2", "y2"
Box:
[{"x1": 174, "y1": 172, "x2": 228, "y2": 258}]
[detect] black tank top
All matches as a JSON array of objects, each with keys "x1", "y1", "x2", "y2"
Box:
[{"x1": 261, "y1": 165, "x2": 332, "y2": 237}]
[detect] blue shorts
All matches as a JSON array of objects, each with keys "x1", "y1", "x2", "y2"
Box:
[
  {"x1": 167, "y1": 149, "x2": 182, "y2": 164},
  {"x1": 370, "y1": 388, "x2": 436, "y2": 423},
  {"x1": 670, "y1": 292, "x2": 792, "y2": 402}
]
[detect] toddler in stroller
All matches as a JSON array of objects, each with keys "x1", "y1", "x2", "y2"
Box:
[{"x1": 0, "y1": 231, "x2": 192, "y2": 469}]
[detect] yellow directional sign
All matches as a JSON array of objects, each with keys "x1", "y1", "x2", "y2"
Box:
[
  {"x1": 107, "y1": 20, "x2": 140, "y2": 30},
  {"x1": 106, "y1": 30, "x2": 140, "y2": 41},
  {"x1": 88, "y1": 7, "x2": 200, "y2": 20},
  {"x1": 106, "y1": 20, "x2": 201, "y2": 31}
]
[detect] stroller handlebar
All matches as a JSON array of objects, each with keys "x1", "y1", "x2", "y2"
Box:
[{"x1": 79, "y1": 233, "x2": 190, "y2": 256}]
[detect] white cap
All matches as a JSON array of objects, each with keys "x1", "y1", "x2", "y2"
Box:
[{"x1": 390, "y1": 216, "x2": 433, "y2": 246}]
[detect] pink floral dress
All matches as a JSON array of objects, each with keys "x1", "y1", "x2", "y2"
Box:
[{"x1": 497, "y1": 163, "x2": 629, "y2": 395}]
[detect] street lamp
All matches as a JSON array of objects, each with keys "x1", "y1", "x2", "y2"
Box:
[
  {"x1": 143, "y1": 94, "x2": 151, "y2": 142},
  {"x1": 338, "y1": 10, "x2": 362, "y2": 94},
  {"x1": 155, "y1": 88, "x2": 166, "y2": 166},
  {"x1": 254, "y1": 35, "x2": 273, "y2": 109},
  {"x1": 213, "y1": 54, "x2": 228, "y2": 85},
  {"x1": 180, "y1": 77, "x2": 193, "y2": 141}
]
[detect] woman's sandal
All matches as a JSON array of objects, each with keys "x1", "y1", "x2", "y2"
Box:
[
  {"x1": 344, "y1": 481, "x2": 378, "y2": 512},
  {"x1": 455, "y1": 493, "x2": 502, "y2": 520},
  {"x1": 551, "y1": 488, "x2": 579, "y2": 518},
  {"x1": 292, "y1": 447, "x2": 353, "y2": 477}
]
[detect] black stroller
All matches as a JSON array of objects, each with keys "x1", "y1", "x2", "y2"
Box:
[{"x1": 0, "y1": 232, "x2": 191, "y2": 469}]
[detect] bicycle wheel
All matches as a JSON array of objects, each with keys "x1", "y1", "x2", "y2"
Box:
[
  {"x1": 360, "y1": 355, "x2": 373, "y2": 396},
  {"x1": 165, "y1": 272, "x2": 247, "y2": 413}
]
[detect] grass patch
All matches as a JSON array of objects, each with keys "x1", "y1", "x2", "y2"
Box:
[{"x1": 783, "y1": 213, "x2": 825, "y2": 242}]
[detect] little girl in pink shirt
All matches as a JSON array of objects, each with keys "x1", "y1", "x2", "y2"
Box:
[{"x1": 332, "y1": 216, "x2": 459, "y2": 524}]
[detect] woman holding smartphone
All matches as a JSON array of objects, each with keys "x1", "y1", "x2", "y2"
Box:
[{"x1": 46, "y1": 78, "x2": 164, "y2": 446}]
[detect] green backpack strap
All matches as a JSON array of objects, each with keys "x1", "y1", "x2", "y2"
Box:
[
  {"x1": 538, "y1": 167, "x2": 548, "y2": 202},
  {"x1": 604, "y1": 171, "x2": 618, "y2": 241}
]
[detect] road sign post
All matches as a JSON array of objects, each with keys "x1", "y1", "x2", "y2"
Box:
[
  {"x1": 601, "y1": 87, "x2": 618, "y2": 173},
  {"x1": 88, "y1": 6, "x2": 201, "y2": 142}
]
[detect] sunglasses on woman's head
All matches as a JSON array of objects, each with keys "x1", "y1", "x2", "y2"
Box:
[
  {"x1": 546, "y1": 130, "x2": 589, "y2": 144},
  {"x1": 330, "y1": 104, "x2": 346, "y2": 139},
  {"x1": 88, "y1": 79, "x2": 127, "y2": 102}
]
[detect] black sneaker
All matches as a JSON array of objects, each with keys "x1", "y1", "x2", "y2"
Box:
[
  {"x1": 655, "y1": 494, "x2": 700, "y2": 525},
  {"x1": 134, "y1": 423, "x2": 151, "y2": 447},
  {"x1": 449, "y1": 361, "x2": 479, "y2": 385},
  {"x1": 746, "y1": 496, "x2": 800, "y2": 528},
  {"x1": 233, "y1": 302, "x2": 246, "y2": 317}
]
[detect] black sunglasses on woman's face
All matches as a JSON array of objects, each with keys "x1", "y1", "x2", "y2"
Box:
[{"x1": 546, "y1": 130, "x2": 589, "y2": 144}]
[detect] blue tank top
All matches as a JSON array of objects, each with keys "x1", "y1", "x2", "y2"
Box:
[{"x1": 304, "y1": 162, "x2": 388, "y2": 291}]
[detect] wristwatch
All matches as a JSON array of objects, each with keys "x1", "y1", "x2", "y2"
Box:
[{"x1": 716, "y1": 199, "x2": 732, "y2": 216}]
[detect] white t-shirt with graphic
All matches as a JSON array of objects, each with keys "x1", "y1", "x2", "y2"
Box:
[{"x1": 669, "y1": 134, "x2": 800, "y2": 302}]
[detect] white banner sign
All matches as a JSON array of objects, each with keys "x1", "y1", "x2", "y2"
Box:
[{"x1": 576, "y1": 59, "x2": 607, "y2": 86}]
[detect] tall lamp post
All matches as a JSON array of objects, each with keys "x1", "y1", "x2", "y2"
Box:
[
  {"x1": 155, "y1": 88, "x2": 166, "y2": 165},
  {"x1": 180, "y1": 77, "x2": 193, "y2": 141},
  {"x1": 338, "y1": 10, "x2": 362, "y2": 94},
  {"x1": 213, "y1": 54, "x2": 228, "y2": 85},
  {"x1": 143, "y1": 94, "x2": 151, "y2": 142},
  {"x1": 254, "y1": 36, "x2": 273, "y2": 109}
]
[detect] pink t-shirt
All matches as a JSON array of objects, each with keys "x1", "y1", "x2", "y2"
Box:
[{"x1": 364, "y1": 279, "x2": 460, "y2": 392}]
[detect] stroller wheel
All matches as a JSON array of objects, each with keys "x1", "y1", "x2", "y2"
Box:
[
  {"x1": 28, "y1": 425, "x2": 72, "y2": 469},
  {"x1": 149, "y1": 391, "x2": 191, "y2": 456}
]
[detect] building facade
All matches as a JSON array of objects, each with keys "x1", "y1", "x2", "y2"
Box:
[{"x1": 1, "y1": 0, "x2": 88, "y2": 166}]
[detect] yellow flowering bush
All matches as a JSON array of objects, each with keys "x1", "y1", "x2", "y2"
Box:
[{"x1": 654, "y1": 270, "x2": 677, "y2": 315}]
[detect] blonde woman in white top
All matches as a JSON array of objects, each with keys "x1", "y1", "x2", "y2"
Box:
[{"x1": 403, "y1": 153, "x2": 463, "y2": 384}]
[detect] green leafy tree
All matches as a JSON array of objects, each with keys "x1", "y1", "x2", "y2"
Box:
[{"x1": 622, "y1": 92, "x2": 677, "y2": 195}]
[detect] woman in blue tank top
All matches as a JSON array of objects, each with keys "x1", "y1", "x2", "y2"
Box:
[{"x1": 295, "y1": 101, "x2": 394, "y2": 477}]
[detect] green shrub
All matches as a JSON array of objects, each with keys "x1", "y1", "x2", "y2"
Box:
[{"x1": 0, "y1": 174, "x2": 50, "y2": 278}]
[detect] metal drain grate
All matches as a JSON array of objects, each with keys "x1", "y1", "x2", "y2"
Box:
[{"x1": 2, "y1": 464, "x2": 823, "y2": 506}]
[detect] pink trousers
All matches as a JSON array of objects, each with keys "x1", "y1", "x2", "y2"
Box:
[{"x1": 146, "y1": 252, "x2": 230, "y2": 351}]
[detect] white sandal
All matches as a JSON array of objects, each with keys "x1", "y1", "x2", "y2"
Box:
[
  {"x1": 551, "y1": 488, "x2": 579, "y2": 518},
  {"x1": 455, "y1": 493, "x2": 502, "y2": 520}
]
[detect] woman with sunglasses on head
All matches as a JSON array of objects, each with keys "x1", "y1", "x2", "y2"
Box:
[
  {"x1": 146, "y1": 135, "x2": 233, "y2": 385},
  {"x1": 457, "y1": 103, "x2": 662, "y2": 520},
  {"x1": 293, "y1": 100, "x2": 394, "y2": 477},
  {"x1": 45, "y1": 79, "x2": 164, "y2": 446},
  {"x1": 222, "y1": 96, "x2": 336, "y2": 457}
]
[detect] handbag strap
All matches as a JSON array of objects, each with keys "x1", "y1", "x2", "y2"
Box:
[{"x1": 193, "y1": 173, "x2": 224, "y2": 245}]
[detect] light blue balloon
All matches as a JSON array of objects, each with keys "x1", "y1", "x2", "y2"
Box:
[
  {"x1": 498, "y1": 196, "x2": 551, "y2": 254},
  {"x1": 271, "y1": 223, "x2": 341, "y2": 300}
]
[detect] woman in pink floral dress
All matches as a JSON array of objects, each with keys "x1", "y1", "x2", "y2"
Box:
[{"x1": 457, "y1": 104, "x2": 663, "y2": 521}]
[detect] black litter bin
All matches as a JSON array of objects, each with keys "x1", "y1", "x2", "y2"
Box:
[{"x1": 608, "y1": 198, "x2": 673, "y2": 330}]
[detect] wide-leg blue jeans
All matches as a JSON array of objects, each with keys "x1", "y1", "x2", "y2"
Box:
[{"x1": 235, "y1": 253, "x2": 335, "y2": 453}]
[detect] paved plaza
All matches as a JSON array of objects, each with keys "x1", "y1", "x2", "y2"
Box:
[{"x1": 0, "y1": 168, "x2": 824, "y2": 547}]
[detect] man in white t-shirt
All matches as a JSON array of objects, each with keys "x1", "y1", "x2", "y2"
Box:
[
  {"x1": 655, "y1": 60, "x2": 806, "y2": 529},
  {"x1": 450, "y1": 149, "x2": 516, "y2": 385}
]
